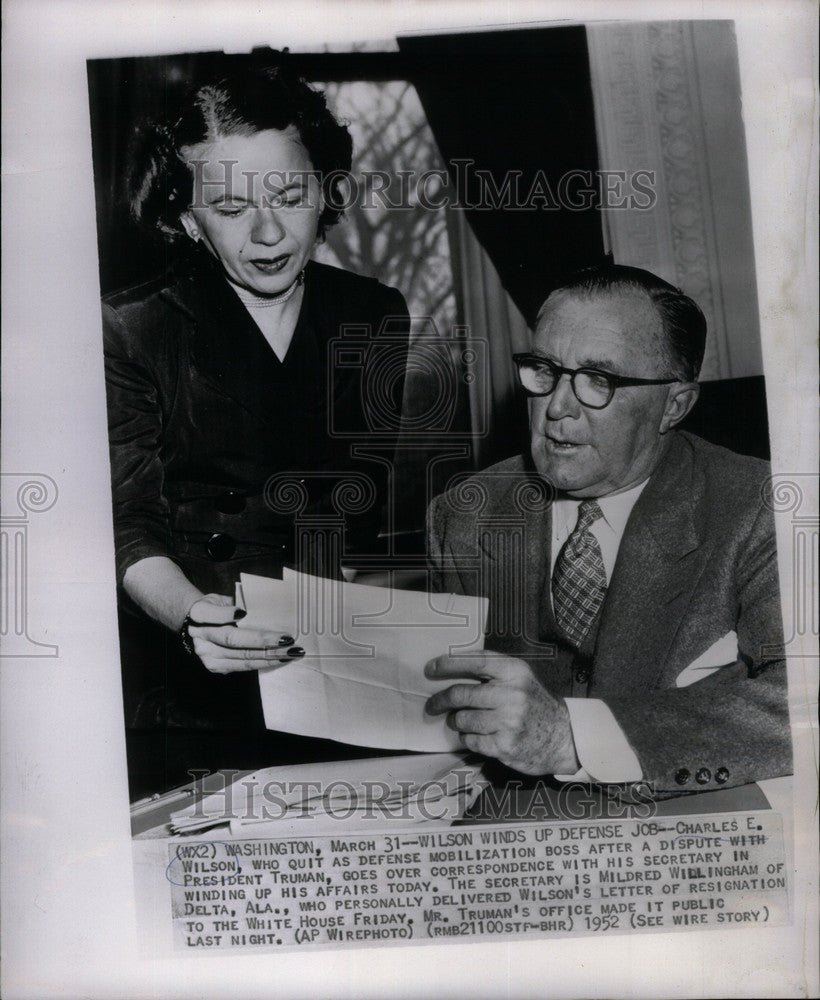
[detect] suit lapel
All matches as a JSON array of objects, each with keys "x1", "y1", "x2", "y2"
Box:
[
  {"x1": 478, "y1": 465, "x2": 554, "y2": 658},
  {"x1": 523, "y1": 482, "x2": 554, "y2": 652},
  {"x1": 291, "y1": 260, "x2": 361, "y2": 399},
  {"x1": 167, "y1": 256, "x2": 311, "y2": 428},
  {"x1": 592, "y1": 435, "x2": 707, "y2": 696}
]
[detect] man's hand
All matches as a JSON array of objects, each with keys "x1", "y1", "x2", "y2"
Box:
[
  {"x1": 425, "y1": 651, "x2": 580, "y2": 775},
  {"x1": 187, "y1": 595, "x2": 301, "y2": 675}
]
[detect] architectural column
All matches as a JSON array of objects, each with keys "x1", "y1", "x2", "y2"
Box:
[{"x1": 1, "y1": 473, "x2": 59, "y2": 657}]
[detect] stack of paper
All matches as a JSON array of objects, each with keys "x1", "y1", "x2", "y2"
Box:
[
  {"x1": 169, "y1": 753, "x2": 488, "y2": 835},
  {"x1": 237, "y1": 570, "x2": 489, "y2": 752}
]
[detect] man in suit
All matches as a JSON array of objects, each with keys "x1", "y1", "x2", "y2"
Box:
[{"x1": 425, "y1": 264, "x2": 791, "y2": 795}]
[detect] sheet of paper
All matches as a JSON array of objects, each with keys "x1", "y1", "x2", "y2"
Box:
[{"x1": 238, "y1": 571, "x2": 488, "y2": 751}]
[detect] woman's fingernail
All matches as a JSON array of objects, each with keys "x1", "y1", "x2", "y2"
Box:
[
  {"x1": 279, "y1": 634, "x2": 295, "y2": 645},
  {"x1": 287, "y1": 646, "x2": 305, "y2": 658},
  {"x1": 234, "y1": 609, "x2": 247, "y2": 620}
]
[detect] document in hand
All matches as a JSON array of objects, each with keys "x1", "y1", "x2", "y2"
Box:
[{"x1": 237, "y1": 570, "x2": 489, "y2": 752}]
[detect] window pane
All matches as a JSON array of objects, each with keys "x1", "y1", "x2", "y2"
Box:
[{"x1": 313, "y1": 80, "x2": 457, "y2": 334}]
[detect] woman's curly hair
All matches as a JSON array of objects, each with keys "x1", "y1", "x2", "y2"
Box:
[{"x1": 128, "y1": 65, "x2": 353, "y2": 241}]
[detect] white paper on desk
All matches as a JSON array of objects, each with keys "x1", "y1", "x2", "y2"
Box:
[
  {"x1": 238, "y1": 571, "x2": 489, "y2": 751},
  {"x1": 169, "y1": 752, "x2": 488, "y2": 835}
]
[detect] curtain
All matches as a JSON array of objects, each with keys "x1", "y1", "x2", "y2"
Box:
[
  {"x1": 586, "y1": 20, "x2": 763, "y2": 380},
  {"x1": 399, "y1": 26, "x2": 606, "y2": 326},
  {"x1": 398, "y1": 26, "x2": 606, "y2": 464},
  {"x1": 446, "y1": 207, "x2": 532, "y2": 468}
]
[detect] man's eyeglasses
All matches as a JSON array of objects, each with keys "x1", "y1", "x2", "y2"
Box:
[{"x1": 512, "y1": 353, "x2": 679, "y2": 410}]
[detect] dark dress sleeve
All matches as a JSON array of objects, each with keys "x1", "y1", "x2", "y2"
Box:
[{"x1": 102, "y1": 301, "x2": 178, "y2": 586}]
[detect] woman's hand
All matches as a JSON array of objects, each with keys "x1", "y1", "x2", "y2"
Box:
[
  {"x1": 122, "y1": 559, "x2": 303, "y2": 675},
  {"x1": 186, "y1": 594, "x2": 303, "y2": 675}
]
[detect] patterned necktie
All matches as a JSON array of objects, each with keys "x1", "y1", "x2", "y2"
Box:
[{"x1": 552, "y1": 499, "x2": 607, "y2": 648}]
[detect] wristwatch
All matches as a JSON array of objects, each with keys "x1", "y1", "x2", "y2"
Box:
[{"x1": 179, "y1": 614, "x2": 197, "y2": 657}]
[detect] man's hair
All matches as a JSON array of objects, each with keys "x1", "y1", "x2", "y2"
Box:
[
  {"x1": 128, "y1": 65, "x2": 353, "y2": 242},
  {"x1": 541, "y1": 264, "x2": 708, "y2": 381}
]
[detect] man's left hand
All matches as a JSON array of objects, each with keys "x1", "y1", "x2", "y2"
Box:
[{"x1": 425, "y1": 651, "x2": 580, "y2": 775}]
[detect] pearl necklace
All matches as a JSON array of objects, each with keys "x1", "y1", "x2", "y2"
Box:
[{"x1": 233, "y1": 270, "x2": 305, "y2": 308}]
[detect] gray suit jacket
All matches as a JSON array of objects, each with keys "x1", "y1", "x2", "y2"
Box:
[{"x1": 427, "y1": 431, "x2": 792, "y2": 793}]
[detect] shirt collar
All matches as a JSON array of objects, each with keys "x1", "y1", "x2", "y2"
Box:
[
  {"x1": 595, "y1": 478, "x2": 650, "y2": 536},
  {"x1": 555, "y1": 477, "x2": 650, "y2": 537}
]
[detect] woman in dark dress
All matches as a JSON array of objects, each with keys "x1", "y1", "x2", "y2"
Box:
[{"x1": 103, "y1": 67, "x2": 409, "y2": 795}]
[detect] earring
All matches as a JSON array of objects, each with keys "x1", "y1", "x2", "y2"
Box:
[{"x1": 190, "y1": 229, "x2": 200, "y2": 242}]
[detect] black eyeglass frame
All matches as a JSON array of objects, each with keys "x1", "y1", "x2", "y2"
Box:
[{"x1": 511, "y1": 353, "x2": 680, "y2": 410}]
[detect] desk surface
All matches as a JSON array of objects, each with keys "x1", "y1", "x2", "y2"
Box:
[{"x1": 131, "y1": 757, "x2": 788, "y2": 840}]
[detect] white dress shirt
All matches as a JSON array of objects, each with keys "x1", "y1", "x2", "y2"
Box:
[{"x1": 550, "y1": 480, "x2": 649, "y2": 784}]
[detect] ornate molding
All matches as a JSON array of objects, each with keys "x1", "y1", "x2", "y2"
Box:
[{"x1": 587, "y1": 21, "x2": 739, "y2": 380}]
